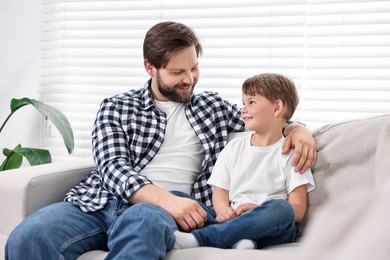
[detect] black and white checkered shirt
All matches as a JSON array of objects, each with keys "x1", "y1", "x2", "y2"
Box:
[{"x1": 65, "y1": 81, "x2": 245, "y2": 212}]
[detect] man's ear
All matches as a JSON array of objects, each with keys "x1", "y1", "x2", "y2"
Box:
[
  {"x1": 273, "y1": 99, "x2": 285, "y2": 117},
  {"x1": 144, "y1": 59, "x2": 155, "y2": 76}
]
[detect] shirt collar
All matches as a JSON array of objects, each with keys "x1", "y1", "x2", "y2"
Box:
[{"x1": 141, "y1": 78, "x2": 156, "y2": 110}]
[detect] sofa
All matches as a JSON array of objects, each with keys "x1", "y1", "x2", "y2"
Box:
[{"x1": 1, "y1": 113, "x2": 390, "y2": 260}]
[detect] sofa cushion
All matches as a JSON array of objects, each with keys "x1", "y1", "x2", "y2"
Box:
[
  {"x1": 302, "y1": 113, "x2": 390, "y2": 232},
  {"x1": 77, "y1": 243, "x2": 302, "y2": 260}
]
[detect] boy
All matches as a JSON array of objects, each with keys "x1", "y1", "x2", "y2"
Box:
[{"x1": 174, "y1": 73, "x2": 316, "y2": 249}]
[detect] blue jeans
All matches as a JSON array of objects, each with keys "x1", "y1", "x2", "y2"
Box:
[
  {"x1": 5, "y1": 191, "x2": 215, "y2": 260},
  {"x1": 192, "y1": 199, "x2": 299, "y2": 249}
]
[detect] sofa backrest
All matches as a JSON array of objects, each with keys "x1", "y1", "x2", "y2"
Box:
[{"x1": 301, "y1": 113, "x2": 390, "y2": 232}]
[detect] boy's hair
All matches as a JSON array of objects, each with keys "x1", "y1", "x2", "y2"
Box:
[
  {"x1": 143, "y1": 21, "x2": 202, "y2": 69},
  {"x1": 242, "y1": 73, "x2": 299, "y2": 120}
]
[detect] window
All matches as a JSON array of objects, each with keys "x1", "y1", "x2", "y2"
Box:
[{"x1": 41, "y1": 0, "x2": 390, "y2": 160}]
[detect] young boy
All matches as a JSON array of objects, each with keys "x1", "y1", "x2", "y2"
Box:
[{"x1": 174, "y1": 73, "x2": 316, "y2": 250}]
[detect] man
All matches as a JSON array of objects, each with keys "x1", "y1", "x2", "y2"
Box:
[{"x1": 6, "y1": 21, "x2": 316, "y2": 259}]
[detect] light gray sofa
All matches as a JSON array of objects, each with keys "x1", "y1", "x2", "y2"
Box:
[{"x1": 1, "y1": 114, "x2": 390, "y2": 260}]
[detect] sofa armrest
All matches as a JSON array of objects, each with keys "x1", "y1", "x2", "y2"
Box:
[{"x1": 0, "y1": 157, "x2": 95, "y2": 237}]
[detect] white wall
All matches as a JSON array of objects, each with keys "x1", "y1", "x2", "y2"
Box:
[{"x1": 0, "y1": 0, "x2": 41, "y2": 163}]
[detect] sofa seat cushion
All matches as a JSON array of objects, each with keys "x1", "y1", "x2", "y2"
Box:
[{"x1": 77, "y1": 243, "x2": 303, "y2": 260}]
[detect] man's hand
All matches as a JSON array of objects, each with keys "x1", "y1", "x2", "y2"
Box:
[
  {"x1": 215, "y1": 206, "x2": 236, "y2": 222},
  {"x1": 130, "y1": 184, "x2": 207, "y2": 232},
  {"x1": 282, "y1": 123, "x2": 317, "y2": 173},
  {"x1": 165, "y1": 195, "x2": 208, "y2": 231}
]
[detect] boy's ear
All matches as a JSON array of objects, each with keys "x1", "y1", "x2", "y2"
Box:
[
  {"x1": 144, "y1": 59, "x2": 155, "y2": 76},
  {"x1": 273, "y1": 99, "x2": 285, "y2": 117}
]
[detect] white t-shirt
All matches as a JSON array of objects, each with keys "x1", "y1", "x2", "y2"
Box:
[
  {"x1": 207, "y1": 134, "x2": 316, "y2": 209},
  {"x1": 140, "y1": 100, "x2": 204, "y2": 194}
]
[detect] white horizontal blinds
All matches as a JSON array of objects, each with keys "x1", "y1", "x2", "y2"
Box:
[
  {"x1": 192, "y1": 1, "x2": 307, "y2": 107},
  {"x1": 40, "y1": 0, "x2": 390, "y2": 161},
  {"x1": 300, "y1": 0, "x2": 390, "y2": 129},
  {"x1": 41, "y1": 0, "x2": 157, "y2": 159}
]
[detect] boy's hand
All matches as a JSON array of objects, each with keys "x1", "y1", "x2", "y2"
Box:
[
  {"x1": 234, "y1": 203, "x2": 257, "y2": 216},
  {"x1": 215, "y1": 206, "x2": 237, "y2": 222}
]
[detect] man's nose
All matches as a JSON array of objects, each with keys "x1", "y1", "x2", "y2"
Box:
[{"x1": 182, "y1": 71, "x2": 194, "y2": 85}]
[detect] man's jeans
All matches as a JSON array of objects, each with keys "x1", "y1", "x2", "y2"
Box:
[
  {"x1": 5, "y1": 191, "x2": 214, "y2": 260},
  {"x1": 192, "y1": 199, "x2": 299, "y2": 249}
]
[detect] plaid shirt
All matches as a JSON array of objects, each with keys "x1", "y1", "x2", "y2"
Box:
[{"x1": 65, "y1": 81, "x2": 245, "y2": 212}]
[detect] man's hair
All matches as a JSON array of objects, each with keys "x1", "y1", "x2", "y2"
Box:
[
  {"x1": 143, "y1": 21, "x2": 202, "y2": 69},
  {"x1": 242, "y1": 73, "x2": 299, "y2": 120}
]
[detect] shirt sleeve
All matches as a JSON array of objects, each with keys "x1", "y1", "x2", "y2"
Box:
[
  {"x1": 283, "y1": 150, "x2": 316, "y2": 194},
  {"x1": 207, "y1": 143, "x2": 232, "y2": 190},
  {"x1": 92, "y1": 98, "x2": 152, "y2": 203}
]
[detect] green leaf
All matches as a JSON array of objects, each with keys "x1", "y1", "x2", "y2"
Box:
[
  {"x1": 0, "y1": 144, "x2": 52, "y2": 171},
  {"x1": 0, "y1": 145, "x2": 23, "y2": 171},
  {"x1": 9, "y1": 98, "x2": 32, "y2": 112},
  {"x1": 11, "y1": 98, "x2": 74, "y2": 154},
  {"x1": 0, "y1": 97, "x2": 74, "y2": 171}
]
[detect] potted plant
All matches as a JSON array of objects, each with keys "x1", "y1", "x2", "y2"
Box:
[{"x1": 0, "y1": 97, "x2": 74, "y2": 171}]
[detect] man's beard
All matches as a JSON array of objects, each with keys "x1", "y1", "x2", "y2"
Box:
[{"x1": 156, "y1": 71, "x2": 196, "y2": 103}]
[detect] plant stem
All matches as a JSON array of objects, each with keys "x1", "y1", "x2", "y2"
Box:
[{"x1": 0, "y1": 111, "x2": 15, "y2": 133}]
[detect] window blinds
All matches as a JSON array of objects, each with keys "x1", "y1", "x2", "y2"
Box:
[{"x1": 40, "y1": 0, "x2": 390, "y2": 160}]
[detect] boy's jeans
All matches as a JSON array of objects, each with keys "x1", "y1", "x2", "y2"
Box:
[
  {"x1": 5, "y1": 191, "x2": 214, "y2": 260},
  {"x1": 192, "y1": 199, "x2": 299, "y2": 249}
]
